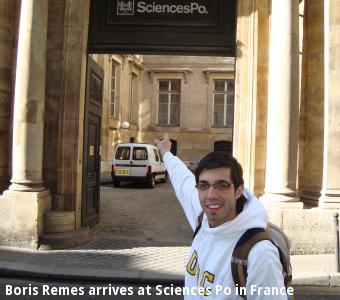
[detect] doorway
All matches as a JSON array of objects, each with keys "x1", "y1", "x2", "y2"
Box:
[
  {"x1": 214, "y1": 140, "x2": 233, "y2": 154},
  {"x1": 81, "y1": 0, "x2": 243, "y2": 228},
  {"x1": 82, "y1": 56, "x2": 104, "y2": 227}
]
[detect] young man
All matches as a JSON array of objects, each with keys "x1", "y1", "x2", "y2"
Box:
[{"x1": 156, "y1": 134, "x2": 287, "y2": 299}]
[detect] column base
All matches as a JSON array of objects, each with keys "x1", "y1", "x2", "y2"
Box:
[
  {"x1": 318, "y1": 190, "x2": 340, "y2": 209},
  {"x1": 44, "y1": 211, "x2": 76, "y2": 234},
  {"x1": 39, "y1": 228, "x2": 92, "y2": 250},
  {"x1": 260, "y1": 192, "x2": 303, "y2": 209},
  {"x1": 300, "y1": 189, "x2": 321, "y2": 208},
  {"x1": 0, "y1": 189, "x2": 51, "y2": 249},
  {"x1": 318, "y1": 200, "x2": 340, "y2": 209},
  {"x1": 301, "y1": 189, "x2": 340, "y2": 209},
  {"x1": 9, "y1": 181, "x2": 45, "y2": 192}
]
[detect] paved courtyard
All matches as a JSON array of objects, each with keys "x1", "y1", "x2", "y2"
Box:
[{"x1": 89, "y1": 181, "x2": 193, "y2": 248}]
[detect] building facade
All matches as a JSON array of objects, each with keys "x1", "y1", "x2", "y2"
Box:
[
  {"x1": 0, "y1": 0, "x2": 339, "y2": 253},
  {"x1": 97, "y1": 54, "x2": 235, "y2": 174}
]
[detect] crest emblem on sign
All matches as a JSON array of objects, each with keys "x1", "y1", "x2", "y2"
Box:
[{"x1": 117, "y1": 0, "x2": 134, "y2": 15}]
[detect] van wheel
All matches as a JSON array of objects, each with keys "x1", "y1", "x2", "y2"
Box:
[
  {"x1": 161, "y1": 172, "x2": 168, "y2": 183},
  {"x1": 113, "y1": 179, "x2": 120, "y2": 187},
  {"x1": 148, "y1": 175, "x2": 155, "y2": 189}
]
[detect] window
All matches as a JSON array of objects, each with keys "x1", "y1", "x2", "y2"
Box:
[
  {"x1": 153, "y1": 149, "x2": 160, "y2": 162},
  {"x1": 110, "y1": 60, "x2": 121, "y2": 119},
  {"x1": 115, "y1": 147, "x2": 130, "y2": 160},
  {"x1": 90, "y1": 71, "x2": 102, "y2": 106},
  {"x1": 158, "y1": 150, "x2": 163, "y2": 162},
  {"x1": 129, "y1": 73, "x2": 139, "y2": 124},
  {"x1": 158, "y1": 80, "x2": 181, "y2": 126},
  {"x1": 213, "y1": 80, "x2": 234, "y2": 127},
  {"x1": 133, "y1": 147, "x2": 148, "y2": 160},
  {"x1": 110, "y1": 62, "x2": 116, "y2": 118}
]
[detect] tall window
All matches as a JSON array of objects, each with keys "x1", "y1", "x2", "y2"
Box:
[
  {"x1": 129, "y1": 73, "x2": 139, "y2": 124},
  {"x1": 158, "y1": 79, "x2": 181, "y2": 126},
  {"x1": 213, "y1": 79, "x2": 234, "y2": 127},
  {"x1": 110, "y1": 62, "x2": 116, "y2": 118}
]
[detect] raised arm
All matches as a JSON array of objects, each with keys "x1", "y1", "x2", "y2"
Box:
[{"x1": 155, "y1": 134, "x2": 202, "y2": 230}]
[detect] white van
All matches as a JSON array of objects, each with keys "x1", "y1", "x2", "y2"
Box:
[{"x1": 111, "y1": 143, "x2": 167, "y2": 188}]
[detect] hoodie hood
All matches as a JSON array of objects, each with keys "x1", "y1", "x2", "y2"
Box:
[{"x1": 200, "y1": 187, "x2": 268, "y2": 236}]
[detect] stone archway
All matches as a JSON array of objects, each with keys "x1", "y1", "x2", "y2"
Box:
[
  {"x1": 0, "y1": 0, "x2": 269, "y2": 248},
  {"x1": 42, "y1": 0, "x2": 263, "y2": 235}
]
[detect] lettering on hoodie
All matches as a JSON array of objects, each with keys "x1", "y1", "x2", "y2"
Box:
[{"x1": 186, "y1": 251, "x2": 215, "y2": 295}]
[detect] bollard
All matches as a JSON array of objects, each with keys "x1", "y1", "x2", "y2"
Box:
[{"x1": 334, "y1": 212, "x2": 340, "y2": 272}]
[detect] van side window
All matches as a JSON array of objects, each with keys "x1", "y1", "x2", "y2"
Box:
[
  {"x1": 133, "y1": 147, "x2": 148, "y2": 160},
  {"x1": 158, "y1": 150, "x2": 163, "y2": 162},
  {"x1": 153, "y1": 149, "x2": 160, "y2": 162},
  {"x1": 115, "y1": 147, "x2": 130, "y2": 160}
]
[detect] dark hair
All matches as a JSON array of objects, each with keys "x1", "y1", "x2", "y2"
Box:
[{"x1": 195, "y1": 151, "x2": 247, "y2": 214}]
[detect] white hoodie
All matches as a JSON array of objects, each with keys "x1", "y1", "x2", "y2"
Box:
[{"x1": 163, "y1": 152, "x2": 288, "y2": 300}]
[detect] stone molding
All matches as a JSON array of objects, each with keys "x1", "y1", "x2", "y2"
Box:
[
  {"x1": 147, "y1": 68, "x2": 192, "y2": 83},
  {"x1": 202, "y1": 67, "x2": 234, "y2": 83}
]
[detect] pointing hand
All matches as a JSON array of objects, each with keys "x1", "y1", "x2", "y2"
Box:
[{"x1": 155, "y1": 133, "x2": 172, "y2": 157}]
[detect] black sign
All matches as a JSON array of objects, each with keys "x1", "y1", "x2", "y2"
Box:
[{"x1": 88, "y1": 0, "x2": 236, "y2": 56}]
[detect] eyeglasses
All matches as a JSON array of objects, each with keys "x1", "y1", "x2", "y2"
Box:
[{"x1": 195, "y1": 181, "x2": 234, "y2": 191}]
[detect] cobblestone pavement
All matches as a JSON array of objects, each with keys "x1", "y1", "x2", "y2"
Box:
[{"x1": 90, "y1": 181, "x2": 193, "y2": 248}]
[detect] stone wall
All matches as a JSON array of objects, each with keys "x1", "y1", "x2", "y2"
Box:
[
  {"x1": 268, "y1": 208, "x2": 339, "y2": 254},
  {"x1": 140, "y1": 55, "x2": 234, "y2": 162}
]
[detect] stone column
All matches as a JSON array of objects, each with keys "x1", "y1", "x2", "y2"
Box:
[
  {"x1": 233, "y1": 0, "x2": 257, "y2": 187},
  {"x1": 8, "y1": 0, "x2": 49, "y2": 192},
  {"x1": 0, "y1": 0, "x2": 51, "y2": 248},
  {"x1": 319, "y1": 0, "x2": 340, "y2": 208},
  {"x1": 261, "y1": 0, "x2": 301, "y2": 206}
]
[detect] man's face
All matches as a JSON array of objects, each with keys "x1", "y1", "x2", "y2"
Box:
[{"x1": 197, "y1": 167, "x2": 244, "y2": 228}]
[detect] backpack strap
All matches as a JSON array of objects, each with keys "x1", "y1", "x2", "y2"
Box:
[
  {"x1": 193, "y1": 211, "x2": 204, "y2": 239},
  {"x1": 267, "y1": 223, "x2": 292, "y2": 287},
  {"x1": 276, "y1": 246, "x2": 293, "y2": 287},
  {"x1": 231, "y1": 228, "x2": 271, "y2": 298}
]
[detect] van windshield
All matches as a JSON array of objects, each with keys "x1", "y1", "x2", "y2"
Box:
[
  {"x1": 133, "y1": 147, "x2": 148, "y2": 160},
  {"x1": 115, "y1": 147, "x2": 130, "y2": 160}
]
